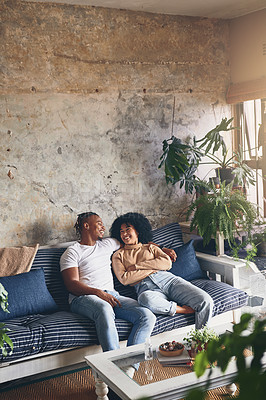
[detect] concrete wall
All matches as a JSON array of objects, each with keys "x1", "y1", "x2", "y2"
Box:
[{"x1": 0, "y1": 0, "x2": 231, "y2": 246}]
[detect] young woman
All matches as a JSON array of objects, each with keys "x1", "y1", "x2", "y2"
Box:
[{"x1": 110, "y1": 212, "x2": 214, "y2": 329}]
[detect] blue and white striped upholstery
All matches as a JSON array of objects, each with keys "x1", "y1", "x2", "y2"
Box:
[
  {"x1": 30, "y1": 248, "x2": 69, "y2": 311},
  {"x1": 0, "y1": 222, "x2": 248, "y2": 363},
  {"x1": 152, "y1": 222, "x2": 184, "y2": 249}
]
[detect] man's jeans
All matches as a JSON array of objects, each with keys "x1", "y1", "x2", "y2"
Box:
[
  {"x1": 70, "y1": 290, "x2": 156, "y2": 352},
  {"x1": 135, "y1": 271, "x2": 214, "y2": 329}
]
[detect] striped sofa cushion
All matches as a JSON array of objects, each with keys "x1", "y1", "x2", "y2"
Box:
[
  {"x1": 1, "y1": 279, "x2": 248, "y2": 362},
  {"x1": 191, "y1": 279, "x2": 249, "y2": 316}
]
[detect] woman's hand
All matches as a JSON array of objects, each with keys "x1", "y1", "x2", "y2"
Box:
[
  {"x1": 127, "y1": 265, "x2": 137, "y2": 271},
  {"x1": 161, "y1": 247, "x2": 177, "y2": 262}
]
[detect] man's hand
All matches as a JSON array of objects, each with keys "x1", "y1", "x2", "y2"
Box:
[
  {"x1": 96, "y1": 290, "x2": 121, "y2": 307},
  {"x1": 161, "y1": 247, "x2": 177, "y2": 262}
]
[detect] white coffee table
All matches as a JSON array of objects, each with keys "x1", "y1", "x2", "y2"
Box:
[{"x1": 85, "y1": 331, "x2": 264, "y2": 400}]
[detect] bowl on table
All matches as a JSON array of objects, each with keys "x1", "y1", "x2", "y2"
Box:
[{"x1": 158, "y1": 341, "x2": 184, "y2": 357}]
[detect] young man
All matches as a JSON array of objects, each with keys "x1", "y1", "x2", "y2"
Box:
[{"x1": 60, "y1": 212, "x2": 157, "y2": 355}]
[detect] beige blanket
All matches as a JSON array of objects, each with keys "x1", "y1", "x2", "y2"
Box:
[{"x1": 0, "y1": 244, "x2": 39, "y2": 277}]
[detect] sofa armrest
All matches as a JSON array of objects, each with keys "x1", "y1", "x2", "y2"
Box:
[{"x1": 196, "y1": 252, "x2": 260, "y2": 290}]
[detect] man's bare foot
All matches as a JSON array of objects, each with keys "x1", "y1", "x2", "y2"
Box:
[{"x1": 176, "y1": 305, "x2": 195, "y2": 314}]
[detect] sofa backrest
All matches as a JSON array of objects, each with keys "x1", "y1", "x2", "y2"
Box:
[
  {"x1": 31, "y1": 248, "x2": 69, "y2": 311},
  {"x1": 152, "y1": 222, "x2": 184, "y2": 248},
  {"x1": 31, "y1": 222, "x2": 184, "y2": 309}
]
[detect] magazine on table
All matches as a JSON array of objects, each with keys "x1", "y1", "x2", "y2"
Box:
[{"x1": 156, "y1": 347, "x2": 192, "y2": 367}]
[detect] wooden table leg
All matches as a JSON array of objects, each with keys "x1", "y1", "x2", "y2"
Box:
[
  {"x1": 225, "y1": 383, "x2": 237, "y2": 395},
  {"x1": 92, "y1": 370, "x2": 109, "y2": 400}
]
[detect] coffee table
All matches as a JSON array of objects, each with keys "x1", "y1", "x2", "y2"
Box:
[{"x1": 85, "y1": 332, "x2": 265, "y2": 400}]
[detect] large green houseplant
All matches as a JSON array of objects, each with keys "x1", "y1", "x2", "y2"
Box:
[
  {"x1": 159, "y1": 117, "x2": 255, "y2": 193},
  {"x1": 0, "y1": 283, "x2": 13, "y2": 357},
  {"x1": 186, "y1": 180, "x2": 257, "y2": 257}
]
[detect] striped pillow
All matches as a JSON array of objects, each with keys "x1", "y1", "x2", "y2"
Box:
[
  {"x1": 1, "y1": 279, "x2": 248, "y2": 362},
  {"x1": 152, "y1": 222, "x2": 184, "y2": 249}
]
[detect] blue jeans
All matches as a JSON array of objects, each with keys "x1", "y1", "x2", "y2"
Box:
[
  {"x1": 135, "y1": 271, "x2": 214, "y2": 329},
  {"x1": 70, "y1": 290, "x2": 156, "y2": 352}
]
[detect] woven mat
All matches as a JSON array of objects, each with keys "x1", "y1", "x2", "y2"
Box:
[{"x1": 0, "y1": 365, "x2": 239, "y2": 400}]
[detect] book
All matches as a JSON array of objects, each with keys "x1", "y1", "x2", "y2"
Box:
[{"x1": 156, "y1": 347, "x2": 192, "y2": 367}]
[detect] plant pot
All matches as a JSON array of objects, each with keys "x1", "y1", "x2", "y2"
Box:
[
  {"x1": 257, "y1": 241, "x2": 266, "y2": 257},
  {"x1": 216, "y1": 168, "x2": 235, "y2": 185},
  {"x1": 209, "y1": 177, "x2": 220, "y2": 188},
  {"x1": 190, "y1": 340, "x2": 208, "y2": 355}
]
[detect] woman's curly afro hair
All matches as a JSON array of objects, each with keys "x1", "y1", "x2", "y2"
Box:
[{"x1": 110, "y1": 212, "x2": 153, "y2": 244}]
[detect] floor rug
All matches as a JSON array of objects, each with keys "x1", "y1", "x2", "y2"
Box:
[{"x1": 0, "y1": 366, "x2": 239, "y2": 400}]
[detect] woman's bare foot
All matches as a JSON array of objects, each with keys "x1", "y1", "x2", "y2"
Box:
[{"x1": 176, "y1": 305, "x2": 195, "y2": 314}]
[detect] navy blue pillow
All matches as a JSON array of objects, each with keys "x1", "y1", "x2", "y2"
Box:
[
  {"x1": 0, "y1": 269, "x2": 58, "y2": 321},
  {"x1": 170, "y1": 240, "x2": 208, "y2": 281}
]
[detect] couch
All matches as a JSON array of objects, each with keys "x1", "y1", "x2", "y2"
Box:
[{"x1": 0, "y1": 222, "x2": 250, "y2": 384}]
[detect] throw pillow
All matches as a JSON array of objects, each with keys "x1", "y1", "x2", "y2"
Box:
[
  {"x1": 0, "y1": 268, "x2": 58, "y2": 321},
  {"x1": 0, "y1": 244, "x2": 39, "y2": 277},
  {"x1": 170, "y1": 240, "x2": 208, "y2": 281}
]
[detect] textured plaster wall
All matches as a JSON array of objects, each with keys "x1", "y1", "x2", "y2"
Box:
[{"x1": 0, "y1": 0, "x2": 231, "y2": 246}]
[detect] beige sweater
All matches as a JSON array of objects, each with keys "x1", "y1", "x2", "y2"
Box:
[{"x1": 112, "y1": 243, "x2": 172, "y2": 286}]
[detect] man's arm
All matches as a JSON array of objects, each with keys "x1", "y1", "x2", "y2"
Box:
[
  {"x1": 148, "y1": 242, "x2": 177, "y2": 262},
  {"x1": 61, "y1": 267, "x2": 121, "y2": 307}
]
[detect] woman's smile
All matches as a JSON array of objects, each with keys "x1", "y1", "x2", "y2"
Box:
[{"x1": 120, "y1": 223, "x2": 139, "y2": 245}]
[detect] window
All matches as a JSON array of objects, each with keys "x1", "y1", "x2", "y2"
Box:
[{"x1": 234, "y1": 99, "x2": 266, "y2": 218}]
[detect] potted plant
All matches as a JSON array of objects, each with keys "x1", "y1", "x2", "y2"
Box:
[
  {"x1": 0, "y1": 283, "x2": 13, "y2": 357},
  {"x1": 159, "y1": 117, "x2": 255, "y2": 194},
  {"x1": 183, "y1": 325, "x2": 219, "y2": 354},
  {"x1": 185, "y1": 313, "x2": 266, "y2": 400},
  {"x1": 186, "y1": 180, "x2": 257, "y2": 257},
  {"x1": 205, "y1": 146, "x2": 256, "y2": 188}
]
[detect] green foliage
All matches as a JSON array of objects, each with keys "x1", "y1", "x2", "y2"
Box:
[
  {"x1": 231, "y1": 240, "x2": 258, "y2": 265},
  {"x1": 204, "y1": 147, "x2": 256, "y2": 188},
  {"x1": 159, "y1": 135, "x2": 203, "y2": 194},
  {"x1": 252, "y1": 224, "x2": 266, "y2": 245},
  {"x1": 183, "y1": 326, "x2": 219, "y2": 348},
  {"x1": 159, "y1": 117, "x2": 256, "y2": 193},
  {"x1": 197, "y1": 117, "x2": 234, "y2": 155},
  {"x1": 0, "y1": 283, "x2": 13, "y2": 357},
  {"x1": 186, "y1": 181, "x2": 257, "y2": 250},
  {"x1": 232, "y1": 147, "x2": 256, "y2": 187},
  {"x1": 186, "y1": 388, "x2": 206, "y2": 400},
  {"x1": 159, "y1": 118, "x2": 241, "y2": 194},
  {"x1": 186, "y1": 313, "x2": 266, "y2": 400},
  {"x1": 0, "y1": 323, "x2": 13, "y2": 357},
  {"x1": 0, "y1": 282, "x2": 9, "y2": 313}
]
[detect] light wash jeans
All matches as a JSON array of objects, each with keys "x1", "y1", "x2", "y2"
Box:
[
  {"x1": 135, "y1": 271, "x2": 214, "y2": 329},
  {"x1": 70, "y1": 290, "x2": 156, "y2": 352}
]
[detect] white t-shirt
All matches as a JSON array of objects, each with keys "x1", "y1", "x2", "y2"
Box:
[{"x1": 60, "y1": 238, "x2": 120, "y2": 301}]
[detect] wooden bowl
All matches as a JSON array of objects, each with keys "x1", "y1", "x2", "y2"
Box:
[{"x1": 159, "y1": 341, "x2": 184, "y2": 357}]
